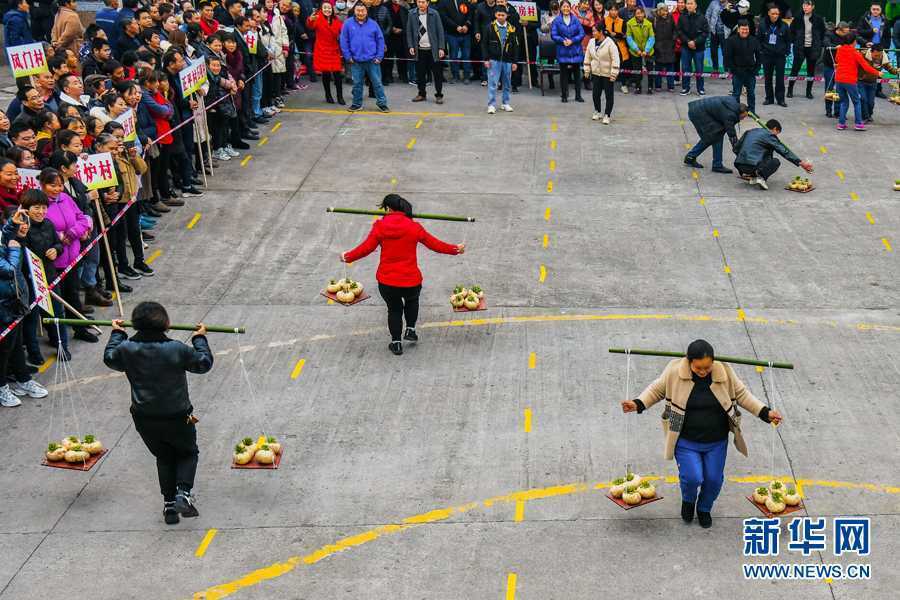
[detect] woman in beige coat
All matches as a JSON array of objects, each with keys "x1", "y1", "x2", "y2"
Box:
[
  {"x1": 621, "y1": 340, "x2": 783, "y2": 528},
  {"x1": 51, "y1": 0, "x2": 84, "y2": 56},
  {"x1": 583, "y1": 24, "x2": 619, "y2": 123}
]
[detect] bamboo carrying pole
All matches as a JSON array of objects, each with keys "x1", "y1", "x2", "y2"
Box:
[
  {"x1": 42, "y1": 318, "x2": 246, "y2": 334},
  {"x1": 747, "y1": 111, "x2": 801, "y2": 159},
  {"x1": 93, "y1": 197, "x2": 125, "y2": 317},
  {"x1": 48, "y1": 291, "x2": 103, "y2": 335},
  {"x1": 608, "y1": 348, "x2": 794, "y2": 370},
  {"x1": 326, "y1": 207, "x2": 475, "y2": 222}
]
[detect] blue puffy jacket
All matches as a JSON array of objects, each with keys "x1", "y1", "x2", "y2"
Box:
[
  {"x1": 0, "y1": 220, "x2": 27, "y2": 328},
  {"x1": 339, "y1": 17, "x2": 385, "y2": 63},
  {"x1": 3, "y1": 10, "x2": 34, "y2": 48},
  {"x1": 550, "y1": 14, "x2": 584, "y2": 64}
]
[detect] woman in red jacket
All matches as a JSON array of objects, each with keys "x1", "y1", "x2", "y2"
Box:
[
  {"x1": 307, "y1": 3, "x2": 345, "y2": 105},
  {"x1": 342, "y1": 194, "x2": 465, "y2": 355},
  {"x1": 833, "y1": 34, "x2": 881, "y2": 131}
]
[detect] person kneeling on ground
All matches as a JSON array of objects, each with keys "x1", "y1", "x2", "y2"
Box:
[
  {"x1": 103, "y1": 302, "x2": 213, "y2": 525},
  {"x1": 734, "y1": 119, "x2": 813, "y2": 190}
]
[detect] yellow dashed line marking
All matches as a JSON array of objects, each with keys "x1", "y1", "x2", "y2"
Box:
[
  {"x1": 514, "y1": 499, "x2": 526, "y2": 521},
  {"x1": 692, "y1": 170, "x2": 699, "y2": 180},
  {"x1": 327, "y1": 298, "x2": 334, "y2": 305},
  {"x1": 850, "y1": 192, "x2": 859, "y2": 201},
  {"x1": 186, "y1": 212, "x2": 201, "y2": 229},
  {"x1": 240, "y1": 155, "x2": 253, "y2": 167},
  {"x1": 271, "y1": 121, "x2": 282, "y2": 132},
  {"x1": 506, "y1": 573, "x2": 518, "y2": 600},
  {"x1": 544, "y1": 207, "x2": 551, "y2": 221},
  {"x1": 290, "y1": 358, "x2": 306, "y2": 380},
  {"x1": 737, "y1": 309, "x2": 746, "y2": 321},
  {"x1": 546, "y1": 180, "x2": 553, "y2": 193},
  {"x1": 699, "y1": 198, "x2": 705, "y2": 206},
  {"x1": 145, "y1": 249, "x2": 162, "y2": 265},
  {"x1": 724, "y1": 264, "x2": 731, "y2": 274},
  {"x1": 679, "y1": 119, "x2": 684, "y2": 125},
  {"x1": 865, "y1": 212, "x2": 875, "y2": 225},
  {"x1": 836, "y1": 170, "x2": 845, "y2": 181},
  {"x1": 542, "y1": 234, "x2": 549, "y2": 248},
  {"x1": 195, "y1": 529, "x2": 218, "y2": 558},
  {"x1": 883, "y1": 238, "x2": 893, "y2": 252},
  {"x1": 528, "y1": 352, "x2": 536, "y2": 369},
  {"x1": 257, "y1": 136, "x2": 269, "y2": 147},
  {"x1": 38, "y1": 357, "x2": 55, "y2": 374},
  {"x1": 807, "y1": 128, "x2": 814, "y2": 137},
  {"x1": 539, "y1": 264, "x2": 547, "y2": 283},
  {"x1": 390, "y1": 177, "x2": 398, "y2": 187},
  {"x1": 819, "y1": 145, "x2": 827, "y2": 154},
  {"x1": 406, "y1": 137, "x2": 416, "y2": 150},
  {"x1": 414, "y1": 119, "x2": 423, "y2": 129},
  {"x1": 756, "y1": 365, "x2": 765, "y2": 373},
  {"x1": 712, "y1": 229, "x2": 719, "y2": 238},
  {"x1": 684, "y1": 143, "x2": 691, "y2": 149},
  {"x1": 825, "y1": 577, "x2": 833, "y2": 584},
  {"x1": 549, "y1": 159, "x2": 556, "y2": 172},
  {"x1": 550, "y1": 139, "x2": 557, "y2": 150},
  {"x1": 523, "y1": 409, "x2": 532, "y2": 434},
  {"x1": 551, "y1": 121, "x2": 558, "y2": 132}
]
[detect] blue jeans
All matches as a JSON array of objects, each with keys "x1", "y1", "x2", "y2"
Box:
[
  {"x1": 859, "y1": 82, "x2": 876, "y2": 120},
  {"x1": 350, "y1": 61, "x2": 387, "y2": 107},
  {"x1": 654, "y1": 61, "x2": 675, "y2": 90},
  {"x1": 79, "y1": 241, "x2": 100, "y2": 287},
  {"x1": 823, "y1": 66, "x2": 835, "y2": 114},
  {"x1": 836, "y1": 82, "x2": 862, "y2": 126},
  {"x1": 681, "y1": 48, "x2": 704, "y2": 92},
  {"x1": 731, "y1": 70, "x2": 756, "y2": 113},
  {"x1": 675, "y1": 437, "x2": 728, "y2": 513},
  {"x1": 487, "y1": 60, "x2": 512, "y2": 107},
  {"x1": 687, "y1": 135, "x2": 724, "y2": 168},
  {"x1": 251, "y1": 74, "x2": 263, "y2": 118},
  {"x1": 447, "y1": 34, "x2": 472, "y2": 80}
]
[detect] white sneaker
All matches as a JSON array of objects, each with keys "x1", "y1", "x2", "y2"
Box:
[
  {"x1": 602, "y1": 115, "x2": 610, "y2": 125},
  {"x1": 592, "y1": 112, "x2": 600, "y2": 121},
  {"x1": 500, "y1": 104, "x2": 514, "y2": 112},
  {"x1": 224, "y1": 145, "x2": 239, "y2": 157},
  {"x1": 481, "y1": 80, "x2": 487, "y2": 87},
  {"x1": 621, "y1": 85, "x2": 629, "y2": 94},
  {"x1": 756, "y1": 178, "x2": 769, "y2": 190},
  {"x1": 487, "y1": 105, "x2": 496, "y2": 114},
  {"x1": 215, "y1": 149, "x2": 231, "y2": 161},
  {"x1": 0, "y1": 385, "x2": 21, "y2": 407},
  {"x1": 9, "y1": 379, "x2": 47, "y2": 398},
  {"x1": 263, "y1": 107, "x2": 278, "y2": 116}
]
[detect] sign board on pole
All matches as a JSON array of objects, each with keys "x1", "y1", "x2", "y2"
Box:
[
  {"x1": 75, "y1": 152, "x2": 119, "y2": 190},
  {"x1": 115, "y1": 108, "x2": 138, "y2": 143},
  {"x1": 179, "y1": 58, "x2": 208, "y2": 98},
  {"x1": 15, "y1": 168, "x2": 40, "y2": 193},
  {"x1": 509, "y1": 1, "x2": 538, "y2": 22},
  {"x1": 244, "y1": 30, "x2": 258, "y2": 54},
  {"x1": 25, "y1": 249, "x2": 53, "y2": 316},
  {"x1": 5, "y1": 43, "x2": 49, "y2": 77}
]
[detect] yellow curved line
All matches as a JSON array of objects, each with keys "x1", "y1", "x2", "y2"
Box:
[{"x1": 190, "y1": 475, "x2": 898, "y2": 599}]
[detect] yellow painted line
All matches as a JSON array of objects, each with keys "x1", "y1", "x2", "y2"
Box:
[
  {"x1": 684, "y1": 143, "x2": 691, "y2": 149},
  {"x1": 699, "y1": 198, "x2": 705, "y2": 206},
  {"x1": 850, "y1": 192, "x2": 859, "y2": 201},
  {"x1": 257, "y1": 136, "x2": 269, "y2": 147},
  {"x1": 327, "y1": 298, "x2": 334, "y2": 305},
  {"x1": 281, "y1": 108, "x2": 464, "y2": 117},
  {"x1": 271, "y1": 121, "x2": 282, "y2": 132},
  {"x1": 528, "y1": 352, "x2": 536, "y2": 369},
  {"x1": 546, "y1": 179, "x2": 553, "y2": 193},
  {"x1": 737, "y1": 309, "x2": 746, "y2": 321},
  {"x1": 692, "y1": 170, "x2": 699, "y2": 180},
  {"x1": 414, "y1": 119, "x2": 423, "y2": 129},
  {"x1": 542, "y1": 234, "x2": 549, "y2": 248},
  {"x1": 679, "y1": 119, "x2": 684, "y2": 125},
  {"x1": 195, "y1": 529, "x2": 218, "y2": 558},
  {"x1": 390, "y1": 177, "x2": 398, "y2": 187},
  {"x1": 836, "y1": 170, "x2": 845, "y2": 181},
  {"x1": 240, "y1": 155, "x2": 253, "y2": 167},
  {"x1": 145, "y1": 249, "x2": 162, "y2": 265},
  {"x1": 186, "y1": 212, "x2": 201, "y2": 229},
  {"x1": 865, "y1": 212, "x2": 875, "y2": 225},
  {"x1": 550, "y1": 139, "x2": 557, "y2": 150},
  {"x1": 551, "y1": 121, "x2": 558, "y2": 132},
  {"x1": 724, "y1": 264, "x2": 731, "y2": 274},
  {"x1": 523, "y1": 409, "x2": 532, "y2": 433},
  {"x1": 506, "y1": 573, "x2": 518, "y2": 600},
  {"x1": 538, "y1": 264, "x2": 547, "y2": 283},
  {"x1": 549, "y1": 159, "x2": 556, "y2": 172},
  {"x1": 883, "y1": 238, "x2": 893, "y2": 252},
  {"x1": 406, "y1": 137, "x2": 416, "y2": 150},
  {"x1": 807, "y1": 128, "x2": 814, "y2": 137},
  {"x1": 544, "y1": 207, "x2": 551, "y2": 221},
  {"x1": 38, "y1": 357, "x2": 55, "y2": 374},
  {"x1": 290, "y1": 358, "x2": 306, "y2": 380},
  {"x1": 819, "y1": 145, "x2": 827, "y2": 154},
  {"x1": 756, "y1": 365, "x2": 765, "y2": 373},
  {"x1": 514, "y1": 499, "x2": 525, "y2": 521},
  {"x1": 712, "y1": 229, "x2": 719, "y2": 238}
]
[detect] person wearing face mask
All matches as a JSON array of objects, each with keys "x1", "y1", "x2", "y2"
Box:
[{"x1": 622, "y1": 339, "x2": 782, "y2": 529}]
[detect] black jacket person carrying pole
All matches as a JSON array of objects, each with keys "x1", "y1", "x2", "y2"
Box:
[
  {"x1": 682, "y1": 96, "x2": 749, "y2": 173},
  {"x1": 102, "y1": 301, "x2": 214, "y2": 525}
]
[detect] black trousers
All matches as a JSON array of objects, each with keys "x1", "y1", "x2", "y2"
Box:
[
  {"x1": 378, "y1": 283, "x2": 422, "y2": 341},
  {"x1": 152, "y1": 145, "x2": 172, "y2": 198},
  {"x1": 133, "y1": 412, "x2": 199, "y2": 501},
  {"x1": 591, "y1": 75, "x2": 614, "y2": 115},
  {"x1": 0, "y1": 326, "x2": 29, "y2": 383},
  {"x1": 558, "y1": 63, "x2": 582, "y2": 100},
  {"x1": 416, "y1": 50, "x2": 443, "y2": 98},
  {"x1": 763, "y1": 55, "x2": 786, "y2": 102},
  {"x1": 322, "y1": 72, "x2": 344, "y2": 101},
  {"x1": 736, "y1": 157, "x2": 780, "y2": 180},
  {"x1": 709, "y1": 33, "x2": 723, "y2": 70},
  {"x1": 789, "y1": 46, "x2": 817, "y2": 90}
]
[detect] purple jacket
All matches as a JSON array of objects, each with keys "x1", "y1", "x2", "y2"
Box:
[{"x1": 46, "y1": 191, "x2": 92, "y2": 269}]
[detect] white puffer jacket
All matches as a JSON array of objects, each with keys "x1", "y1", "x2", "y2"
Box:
[{"x1": 583, "y1": 36, "x2": 620, "y2": 79}]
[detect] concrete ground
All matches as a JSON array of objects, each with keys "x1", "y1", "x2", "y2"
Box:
[{"x1": 0, "y1": 73, "x2": 897, "y2": 600}]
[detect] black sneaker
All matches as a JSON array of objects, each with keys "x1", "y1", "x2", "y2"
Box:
[
  {"x1": 164, "y1": 502, "x2": 180, "y2": 525},
  {"x1": 73, "y1": 329, "x2": 99, "y2": 343},
  {"x1": 697, "y1": 511, "x2": 712, "y2": 528},
  {"x1": 57, "y1": 347, "x2": 72, "y2": 362},
  {"x1": 117, "y1": 283, "x2": 133, "y2": 294},
  {"x1": 348, "y1": 104, "x2": 362, "y2": 112},
  {"x1": 711, "y1": 166, "x2": 733, "y2": 174},
  {"x1": 142, "y1": 231, "x2": 155, "y2": 241},
  {"x1": 681, "y1": 500, "x2": 695, "y2": 523},
  {"x1": 182, "y1": 187, "x2": 204, "y2": 196},
  {"x1": 118, "y1": 266, "x2": 142, "y2": 280},
  {"x1": 377, "y1": 104, "x2": 390, "y2": 113},
  {"x1": 174, "y1": 490, "x2": 200, "y2": 518},
  {"x1": 389, "y1": 341, "x2": 403, "y2": 355},
  {"x1": 683, "y1": 156, "x2": 704, "y2": 169},
  {"x1": 26, "y1": 354, "x2": 45, "y2": 368},
  {"x1": 133, "y1": 261, "x2": 155, "y2": 277},
  {"x1": 403, "y1": 328, "x2": 418, "y2": 341}
]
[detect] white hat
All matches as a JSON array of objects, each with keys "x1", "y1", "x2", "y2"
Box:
[{"x1": 737, "y1": 0, "x2": 750, "y2": 14}]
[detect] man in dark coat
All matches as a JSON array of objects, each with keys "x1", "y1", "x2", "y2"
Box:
[
  {"x1": 104, "y1": 302, "x2": 213, "y2": 525},
  {"x1": 734, "y1": 118, "x2": 813, "y2": 190},
  {"x1": 438, "y1": 0, "x2": 474, "y2": 83},
  {"x1": 683, "y1": 95, "x2": 748, "y2": 173},
  {"x1": 407, "y1": 0, "x2": 447, "y2": 103},
  {"x1": 724, "y1": 20, "x2": 759, "y2": 112},
  {"x1": 757, "y1": 4, "x2": 790, "y2": 106},
  {"x1": 787, "y1": 0, "x2": 825, "y2": 99},
  {"x1": 3, "y1": 0, "x2": 34, "y2": 48},
  {"x1": 27, "y1": 0, "x2": 54, "y2": 42}
]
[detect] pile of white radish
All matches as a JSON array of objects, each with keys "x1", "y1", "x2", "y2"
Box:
[
  {"x1": 609, "y1": 473, "x2": 656, "y2": 505},
  {"x1": 751, "y1": 480, "x2": 802, "y2": 513},
  {"x1": 326, "y1": 278, "x2": 365, "y2": 304},
  {"x1": 233, "y1": 436, "x2": 283, "y2": 466},
  {"x1": 45, "y1": 435, "x2": 104, "y2": 463},
  {"x1": 449, "y1": 285, "x2": 484, "y2": 310}
]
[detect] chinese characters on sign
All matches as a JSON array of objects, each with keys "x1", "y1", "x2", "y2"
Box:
[
  {"x1": 244, "y1": 30, "x2": 258, "y2": 55},
  {"x1": 5, "y1": 42, "x2": 48, "y2": 77},
  {"x1": 115, "y1": 109, "x2": 138, "y2": 143},
  {"x1": 509, "y1": 1, "x2": 538, "y2": 22},
  {"x1": 75, "y1": 152, "x2": 118, "y2": 191},
  {"x1": 15, "y1": 168, "x2": 40, "y2": 193},
  {"x1": 25, "y1": 249, "x2": 53, "y2": 316},
  {"x1": 743, "y1": 517, "x2": 871, "y2": 557},
  {"x1": 179, "y1": 58, "x2": 208, "y2": 98}
]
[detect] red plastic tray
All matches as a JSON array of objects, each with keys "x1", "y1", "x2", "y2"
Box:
[
  {"x1": 606, "y1": 492, "x2": 664, "y2": 510},
  {"x1": 453, "y1": 297, "x2": 487, "y2": 312},
  {"x1": 784, "y1": 185, "x2": 815, "y2": 194},
  {"x1": 42, "y1": 449, "x2": 107, "y2": 471},
  {"x1": 232, "y1": 448, "x2": 283, "y2": 470},
  {"x1": 321, "y1": 290, "x2": 370, "y2": 306},
  {"x1": 747, "y1": 496, "x2": 805, "y2": 518}
]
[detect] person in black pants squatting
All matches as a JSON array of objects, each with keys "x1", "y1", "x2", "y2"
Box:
[{"x1": 104, "y1": 302, "x2": 214, "y2": 524}]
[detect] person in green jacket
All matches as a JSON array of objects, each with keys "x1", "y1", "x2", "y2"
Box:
[{"x1": 625, "y1": 7, "x2": 654, "y2": 93}]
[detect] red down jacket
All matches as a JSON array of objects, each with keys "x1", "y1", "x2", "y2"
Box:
[{"x1": 343, "y1": 212, "x2": 459, "y2": 287}]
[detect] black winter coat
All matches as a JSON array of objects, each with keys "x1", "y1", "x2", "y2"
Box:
[
  {"x1": 481, "y1": 20, "x2": 520, "y2": 62},
  {"x1": 438, "y1": 0, "x2": 472, "y2": 34},
  {"x1": 789, "y1": 12, "x2": 825, "y2": 56},
  {"x1": 23, "y1": 218, "x2": 62, "y2": 281},
  {"x1": 725, "y1": 33, "x2": 760, "y2": 73},
  {"x1": 734, "y1": 128, "x2": 801, "y2": 167},
  {"x1": 688, "y1": 95, "x2": 743, "y2": 145},
  {"x1": 758, "y1": 18, "x2": 790, "y2": 58},
  {"x1": 677, "y1": 11, "x2": 709, "y2": 49}
]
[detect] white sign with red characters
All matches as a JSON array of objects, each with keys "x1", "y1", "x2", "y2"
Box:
[
  {"x1": 115, "y1": 108, "x2": 138, "y2": 143},
  {"x1": 5, "y1": 42, "x2": 49, "y2": 77},
  {"x1": 15, "y1": 169, "x2": 40, "y2": 193},
  {"x1": 509, "y1": 1, "x2": 538, "y2": 22},
  {"x1": 25, "y1": 249, "x2": 53, "y2": 316},
  {"x1": 244, "y1": 30, "x2": 258, "y2": 55},
  {"x1": 75, "y1": 152, "x2": 118, "y2": 191},
  {"x1": 179, "y1": 58, "x2": 208, "y2": 98}
]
